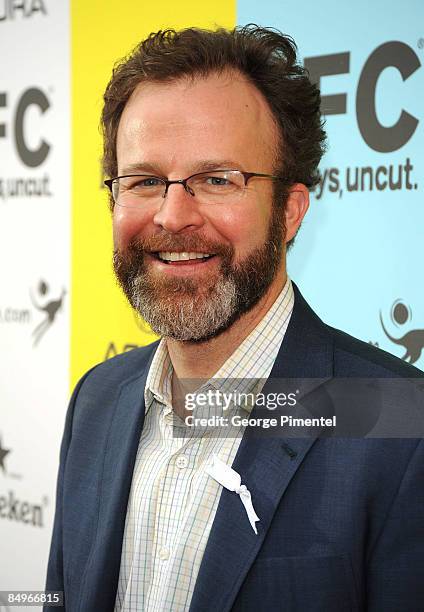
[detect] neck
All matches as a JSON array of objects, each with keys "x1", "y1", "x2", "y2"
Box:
[{"x1": 166, "y1": 269, "x2": 287, "y2": 382}]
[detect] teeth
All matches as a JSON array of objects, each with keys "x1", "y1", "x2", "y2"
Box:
[{"x1": 158, "y1": 252, "x2": 211, "y2": 261}]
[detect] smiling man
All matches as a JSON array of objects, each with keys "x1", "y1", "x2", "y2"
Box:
[
  {"x1": 110, "y1": 66, "x2": 307, "y2": 351},
  {"x1": 46, "y1": 26, "x2": 424, "y2": 612}
]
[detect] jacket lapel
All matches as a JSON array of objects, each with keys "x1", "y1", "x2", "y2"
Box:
[
  {"x1": 79, "y1": 345, "x2": 158, "y2": 611},
  {"x1": 189, "y1": 284, "x2": 334, "y2": 612}
]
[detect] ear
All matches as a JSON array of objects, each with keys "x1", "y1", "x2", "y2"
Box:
[{"x1": 283, "y1": 183, "x2": 310, "y2": 244}]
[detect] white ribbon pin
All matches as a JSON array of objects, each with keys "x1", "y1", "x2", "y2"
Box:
[{"x1": 205, "y1": 454, "x2": 260, "y2": 535}]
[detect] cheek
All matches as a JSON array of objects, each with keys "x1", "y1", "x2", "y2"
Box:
[
  {"x1": 214, "y1": 205, "x2": 270, "y2": 256},
  {"x1": 112, "y1": 207, "x2": 151, "y2": 249}
]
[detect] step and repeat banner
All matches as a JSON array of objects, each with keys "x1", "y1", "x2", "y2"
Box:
[
  {"x1": 0, "y1": 1, "x2": 71, "y2": 607},
  {"x1": 0, "y1": 0, "x2": 422, "y2": 607}
]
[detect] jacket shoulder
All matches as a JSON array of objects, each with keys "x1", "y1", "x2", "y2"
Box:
[
  {"x1": 64, "y1": 341, "x2": 159, "y2": 447},
  {"x1": 327, "y1": 325, "x2": 422, "y2": 378}
]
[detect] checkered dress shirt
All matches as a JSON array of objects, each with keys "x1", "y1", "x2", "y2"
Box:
[{"x1": 115, "y1": 279, "x2": 294, "y2": 611}]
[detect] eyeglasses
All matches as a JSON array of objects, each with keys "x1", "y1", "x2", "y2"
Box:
[{"x1": 104, "y1": 169, "x2": 285, "y2": 208}]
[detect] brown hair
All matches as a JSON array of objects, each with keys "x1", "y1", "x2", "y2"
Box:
[{"x1": 102, "y1": 25, "x2": 325, "y2": 184}]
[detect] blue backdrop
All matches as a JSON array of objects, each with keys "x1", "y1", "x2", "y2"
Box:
[{"x1": 239, "y1": 0, "x2": 424, "y2": 369}]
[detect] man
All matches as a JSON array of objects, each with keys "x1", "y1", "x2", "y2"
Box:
[{"x1": 46, "y1": 26, "x2": 424, "y2": 611}]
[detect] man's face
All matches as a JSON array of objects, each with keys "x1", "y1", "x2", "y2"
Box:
[{"x1": 113, "y1": 70, "x2": 286, "y2": 341}]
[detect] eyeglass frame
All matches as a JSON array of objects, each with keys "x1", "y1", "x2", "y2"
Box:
[{"x1": 104, "y1": 169, "x2": 286, "y2": 203}]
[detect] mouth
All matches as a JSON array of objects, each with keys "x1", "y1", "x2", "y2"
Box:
[{"x1": 151, "y1": 251, "x2": 216, "y2": 265}]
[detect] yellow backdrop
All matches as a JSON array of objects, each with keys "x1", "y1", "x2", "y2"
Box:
[{"x1": 71, "y1": 1, "x2": 236, "y2": 388}]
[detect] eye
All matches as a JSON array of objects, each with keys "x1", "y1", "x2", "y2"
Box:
[
  {"x1": 131, "y1": 176, "x2": 163, "y2": 189},
  {"x1": 205, "y1": 175, "x2": 232, "y2": 186}
]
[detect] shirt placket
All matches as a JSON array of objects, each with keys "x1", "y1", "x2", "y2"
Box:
[{"x1": 147, "y1": 401, "x2": 200, "y2": 609}]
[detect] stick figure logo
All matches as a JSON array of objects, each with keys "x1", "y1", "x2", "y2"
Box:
[
  {"x1": 380, "y1": 300, "x2": 424, "y2": 365},
  {"x1": 30, "y1": 279, "x2": 66, "y2": 347}
]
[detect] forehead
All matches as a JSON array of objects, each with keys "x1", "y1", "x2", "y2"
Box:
[{"x1": 116, "y1": 70, "x2": 279, "y2": 173}]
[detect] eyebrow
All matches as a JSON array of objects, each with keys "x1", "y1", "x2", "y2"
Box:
[{"x1": 119, "y1": 159, "x2": 244, "y2": 177}]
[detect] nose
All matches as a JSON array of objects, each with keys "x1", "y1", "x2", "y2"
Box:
[{"x1": 153, "y1": 182, "x2": 204, "y2": 234}]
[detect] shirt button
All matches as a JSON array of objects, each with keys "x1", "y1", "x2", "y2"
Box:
[
  {"x1": 175, "y1": 455, "x2": 189, "y2": 469},
  {"x1": 159, "y1": 547, "x2": 170, "y2": 561}
]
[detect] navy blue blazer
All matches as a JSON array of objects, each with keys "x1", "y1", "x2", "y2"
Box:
[{"x1": 45, "y1": 284, "x2": 424, "y2": 611}]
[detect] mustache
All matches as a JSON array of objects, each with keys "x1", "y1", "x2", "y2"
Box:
[{"x1": 117, "y1": 232, "x2": 234, "y2": 259}]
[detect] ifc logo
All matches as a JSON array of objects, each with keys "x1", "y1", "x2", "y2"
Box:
[{"x1": 0, "y1": 87, "x2": 51, "y2": 167}]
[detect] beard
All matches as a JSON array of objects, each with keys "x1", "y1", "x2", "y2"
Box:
[{"x1": 113, "y1": 205, "x2": 285, "y2": 342}]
